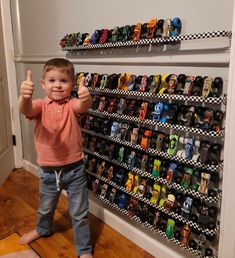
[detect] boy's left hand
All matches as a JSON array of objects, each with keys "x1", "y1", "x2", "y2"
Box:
[{"x1": 77, "y1": 77, "x2": 92, "y2": 104}]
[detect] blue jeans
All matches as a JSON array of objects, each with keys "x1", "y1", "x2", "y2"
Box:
[{"x1": 37, "y1": 160, "x2": 92, "y2": 256}]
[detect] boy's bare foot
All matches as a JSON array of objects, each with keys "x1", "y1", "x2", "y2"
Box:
[
  {"x1": 80, "y1": 254, "x2": 93, "y2": 258},
  {"x1": 19, "y1": 229, "x2": 41, "y2": 245}
]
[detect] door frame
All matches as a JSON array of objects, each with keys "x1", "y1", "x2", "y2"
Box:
[{"x1": 1, "y1": 0, "x2": 22, "y2": 168}]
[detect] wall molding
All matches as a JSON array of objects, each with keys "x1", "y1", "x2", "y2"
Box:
[{"x1": 14, "y1": 36, "x2": 231, "y2": 67}]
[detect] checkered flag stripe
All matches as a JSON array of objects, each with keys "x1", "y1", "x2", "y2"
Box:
[
  {"x1": 84, "y1": 149, "x2": 219, "y2": 230},
  {"x1": 88, "y1": 88, "x2": 225, "y2": 105},
  {"x1": 62, "y1": 30, "x2": 231, "y2": 51},
  {"x1": 88, "y1": 109, "x2": 224, "y2": 139},
  {"x1": 84, "y1": 145, "x2": 221, "y2": 203},
  {"x1": 82, "y1": 127, "x2": 222, "y2": 173},
  {"x1": 89, "y1": 190, "x2": 218, "y2": 257},
  {"x1": 82, "y1": 128, "x2": 223, "y2": 178},
  {"x1": 89, "y1": 182, "x2": 219, "y2": 235}
]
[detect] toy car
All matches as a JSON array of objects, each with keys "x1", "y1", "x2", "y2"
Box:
[
  {"x1": 164, "y1": 194, "x2": 175, "y2": 210},
  {"x1": 92, "y1": 179, "x2": 100, "y2": 193},
  {"x1": 111, "y1": 26, "x2": 121, "y2": 42},
  {"x1": 184, "y1": 137, "x2": 194, "y2": 159},
  {"x1": 125, "y1": 171, "x2": 135, "y2": 191},
  {"x1": 100, "y1": 184, "x2": 108, "y2": 199},
  {"x1": 162, "y1": 18, "x2": 173, "y2": 38},
  {"x1": 118, "y1": 193, "x2": 127, "y2": 209},
  {"x1": 152, "y1": 102, "x2": 164, "y2": 122},
  {"x1": 127, "y1": 151, "x2": 136, "y2": 169},
  {"x1": 183, "y1": 76, "x2": 194, "y2": 96},
  {"x1": 117, "y1": 146, "x2": 125, "y2": 162},
  {"x1": 167, "y1": 134, "x2": 179, "y2": 156},
  {"x1": 130, "y1": 127, "x2": 139, "y2": 145},
  {"x1": 139, "y1": 102, "x2": 149, "y2": 120},
  {"x1": 156, "y1": 133, "x2": 165, "y2": 151},
  {"x1": 110, "y1": 121, "x2": 121, "y2": 137},
  {"x1": 180, "y1": 224, "x2": 191, "y2": 246},
  {"x1": 117, "y1": 73, "x2": 127, "y2": 90},
  {"x1": 147, "y1": 18, "x2": 157, "y2": 39},
  {"x1": 91, "y1": 73, "x2": 101, "y2": 88},
  {"x1": 168, "y1": 74, "x2": 178, "y2": 94},
  {"x1": 148, "y1": 74, "x2": 161, "y2": 93},
  {"x1": 166, "y1": 218, "x2": 175, "y2": 239},
  {"x1": 137, "y1": 178, "x2": 147, "y2": 196},
  {"x1": 139, "y1": 75, "x2": 148, "y2": 92},
  {"x1": 133, "y1": 23, "x2": 142, "y2": 41},
  {"x1": 181, "y1": 167, "x2": 193, "y2": 189},
  {"x1": 202, "y1": 76, "x2": 213, "y2": 98},
  {"x1": 198, "y1": 172, "x2": 211, "y2": 195},
  {"x1": 152, "y1": 159, "x2": 161, "y2": 177},
  {"x1": 83, "y1": 35, "x2": 91, "y2": 45},
  {"x1": 100, "y1": 74, "x2": 109, "y2": 89},
  {"x1": 150, "y1": 183, "x2": 161, "y2": 204},
  {"x1": 140, "y1": 130, "x2": 152, "y2": 149},
  {"x1": 106, "y1": 165, "x2": 114, "y2": 181},
  {"x1": 171, "y1": 17, "x2": 182, "y2": 37},
  {"x1": 109, "y1": 187, "x2": 117, "y2": 203},
  {"x1": 90, "y1": 29, "x2": 101, "y2": 44},
  {"x1": 181, "y1": 197, "x2": 193, "y2": 218},
  {"x1": 97, "y1": 161, "x2": 106, "y2": 176},
  {"x1": 114, "y1": 169, "x2": 125, "y2": 186},
  {"x1": 121, "y1": 25, "x2": 131, "y2": 41},
  {"x1": 99, "y1": 29, "x2": 109, "y2": 44},
  {"x1": 166, "y1": 163, "x2": 177, "y2": 184}
]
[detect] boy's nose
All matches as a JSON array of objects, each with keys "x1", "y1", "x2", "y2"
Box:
[{"x1": 54, "y1": 81, "x2": 62, "y2": 87}]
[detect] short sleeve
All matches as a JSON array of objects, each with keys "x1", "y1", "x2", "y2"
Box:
[{"x1": 26, "y1": 99, "x2": 43, "y2": 120}]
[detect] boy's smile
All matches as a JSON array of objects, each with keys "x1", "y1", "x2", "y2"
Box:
[{"x1": 41, "y1": 68, "x2": 74, "y2": 101}]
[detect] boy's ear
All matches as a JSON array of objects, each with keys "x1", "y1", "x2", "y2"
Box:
[{"x1": 40, "y1": 79, "x2": 46, "y2": 89}]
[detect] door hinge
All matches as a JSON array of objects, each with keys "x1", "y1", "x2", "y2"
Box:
[{"x1": 12, "y1": 135, "x2": 16, "y2": 146}]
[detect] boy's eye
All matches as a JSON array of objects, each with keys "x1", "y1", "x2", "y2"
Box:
[
  {"x1": 61, "y1": 79, "x2": 68, "y2": 83},
  {"x1": 49, "y1": 79, "x2": 55, "y2": 83}
]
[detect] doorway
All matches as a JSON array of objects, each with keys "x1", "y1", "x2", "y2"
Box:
[{"x1": 0, "y1": 3, "x2": 15, "y2": 186}]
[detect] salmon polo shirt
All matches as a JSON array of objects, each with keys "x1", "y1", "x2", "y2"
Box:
[{"x1": 27, "y1": 96, "x2": 84, "y2": 166}]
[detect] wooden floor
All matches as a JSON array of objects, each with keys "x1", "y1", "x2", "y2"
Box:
[{"x1": 0, "y1": 169, "x2": 154, "y2": 258}]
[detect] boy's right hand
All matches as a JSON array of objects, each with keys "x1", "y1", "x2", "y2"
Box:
[{"x1": 20, "y1": 70, "x2": 34, "y2": 99}]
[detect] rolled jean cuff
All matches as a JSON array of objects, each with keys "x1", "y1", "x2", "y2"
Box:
[
  {"x1": 36, "y1": 227, "x2": 53, "y2": 236},
  {"x1": 78, "y1": 248, "x2": 93, "y2": 256}
]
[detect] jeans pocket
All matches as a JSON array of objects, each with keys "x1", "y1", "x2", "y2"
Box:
[
  {"x1": 41, "y1": 172, "x2": 56, "y2": 185},
  {"x1": 64, "y1": 164, "x2": 86, "y2": 186}
]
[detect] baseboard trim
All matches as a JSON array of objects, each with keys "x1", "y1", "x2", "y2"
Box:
[{"x1": 22, "y1": 159, "x2": 189, "y2": 258}]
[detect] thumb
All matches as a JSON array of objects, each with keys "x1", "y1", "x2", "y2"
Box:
[
  {"x1": 79, "y1": 76, "x2": 85, "y2": 89},
  {"x1": 26, "y1": 70, "x2": 33, "y2": 82}
]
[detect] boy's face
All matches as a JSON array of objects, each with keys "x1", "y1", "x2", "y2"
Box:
[{"x1": 40, "y1": 68, "x2": 74, "y2": 101}]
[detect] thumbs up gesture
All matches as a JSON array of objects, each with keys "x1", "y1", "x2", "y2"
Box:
[
  {"x1": 76, "y1": 76, "x2": 92, "y2": 113},
  {"x1": 77, "y1": 76, "x2": 91, "y2": 103},
  {"x1": 20, "y1": 70, "x2": 34, "y2": 99}
]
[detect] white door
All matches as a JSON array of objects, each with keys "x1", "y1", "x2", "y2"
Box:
[{"x1": 0, "y1": 3, "x2": 15, "y2": 187}]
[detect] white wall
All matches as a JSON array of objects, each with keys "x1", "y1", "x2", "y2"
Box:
[{"x1": 10, "y1": 0, "x2": 235, "y2": 257}]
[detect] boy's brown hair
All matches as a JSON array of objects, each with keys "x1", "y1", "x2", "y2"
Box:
[{"x1": 42, "y1": 58, "x2": 75, "y2": 82}]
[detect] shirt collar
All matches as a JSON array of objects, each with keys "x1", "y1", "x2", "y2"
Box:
[{"x1": 45, "y1": 96, "x2": 70, "y2": 105}]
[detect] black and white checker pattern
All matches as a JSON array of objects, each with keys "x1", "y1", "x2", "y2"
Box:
[
  {"x1": 82, "y1": 128, "x2": 223, "y2": 174},
  {"x1": 88, "y1": 87, "x2": 226, "y2": 105},
  {"x1": 83, "y1": 146, "x2": 221, "y2": 205},
  {"x1": 62, "y1": 30, "x2": 231, "y2": 51},
  {"x1": 89, "y1": 190, "x2": 218, "y2": 258},
  {"x1": 87, "y1": 174, "x2": 219, "y2": 237},
  {"x1": 88, "y1": 108, "x2": 224, "y2": 140}
]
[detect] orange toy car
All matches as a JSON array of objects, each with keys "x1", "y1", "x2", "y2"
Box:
[
  {"x1": 133, "y1": 23, "x2": 142, "y2": 41},
  {"x1": 147, "y1": 19, "x2": 157, "y2": 39}
]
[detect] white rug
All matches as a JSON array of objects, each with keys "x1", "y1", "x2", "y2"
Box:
[{"x1": 0, "y1": 233, "x2": 40, "y2": 258}]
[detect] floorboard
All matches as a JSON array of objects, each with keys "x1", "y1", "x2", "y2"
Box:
[{"x1": 0, "y1": 169, "x2": 154, "y2": 258}]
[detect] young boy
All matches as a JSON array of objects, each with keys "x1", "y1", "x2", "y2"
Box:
[{"x1": 18, "y1": 58, "x2": 93, "y2": 258}]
